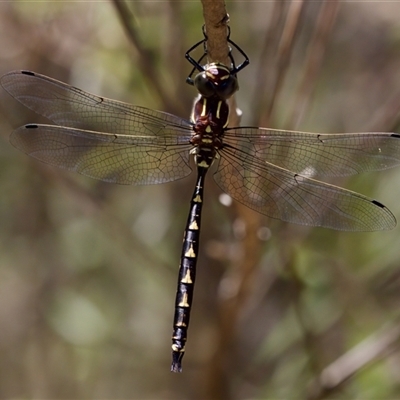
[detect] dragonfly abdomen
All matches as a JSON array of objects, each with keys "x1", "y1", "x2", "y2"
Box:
[{"x1": 171, "y1": 166, "x2": 206, "y2": 373}]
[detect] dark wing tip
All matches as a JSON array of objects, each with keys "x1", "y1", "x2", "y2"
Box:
[
  {"x1": 21, "y1": 70, "x2": 35, "y2": 76},
  {"x1": 370, "y1": 199, "x2": 397, "y2": 230},
  {"x1": 372, "y1": 199, "x2": 386, "y2": 209},
  {"x1": 1, "y1": 70, "x2": 35, "y2": 85}
]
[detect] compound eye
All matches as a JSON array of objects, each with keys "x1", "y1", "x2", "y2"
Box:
[
  {"x1": 194, "y1": 72, "x2": 215, "y2": 97},
  {"x1": 217, "y1": 76, "x2": 239, "y2": 99}
]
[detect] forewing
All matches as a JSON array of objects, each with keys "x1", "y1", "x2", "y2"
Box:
[
  {"x1": 223, "y1": 127, "x2": 400, "y2": 177},
  {"x1": 214, "y1": 146, "x2": 396, "y2": 231},
  {"x1": 11, "y1": 124, "x2": 193, "y2": 185},
  {"x1": 1, "y1": 70, "x2": 192, "y2": 135}
]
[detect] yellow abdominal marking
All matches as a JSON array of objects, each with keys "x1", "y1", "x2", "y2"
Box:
[
  {"x1": 193, "y1": 194, "x2": 202, "y2": 202},
  {"x1": 185, "y1": 244, "x2": 196, "y2": 258},
  {"x1": 178, "y1": 292, "x2": 190, "y2": 307},
  {"x1": 197, "y1": 160, "x2": 209, "y2": 168},
  {"x1": 171, "y1": 344, "x2": 185, "y2": 352},
  {"x1": 181, "y1": 269, "x2": 193, "y2": 284},
  {"x1": 189, "y1": 220, "x2": 199, "y2": 230}
]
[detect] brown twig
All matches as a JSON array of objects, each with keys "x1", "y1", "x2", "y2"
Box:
[
  {"x1": 200, "y1": 0, "x2": 230, "y2": 66},
  {"x1": 199, "y1": 2, "x2": 266, "y2": 399}
]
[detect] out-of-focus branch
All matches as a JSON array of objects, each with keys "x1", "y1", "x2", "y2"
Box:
[
  {"x1": 367, "y1": 91, "x2": 400, "y2": 132},
  {"x1": 40, "y1": 165, "x2": 173, "y2": 276},
  {"x1": 287, "y1": 0, "x2": 340, "y2": 130},
  {"x1": 308, "y1": 322, "x2": 400, "y2": 400},
  {"x1": 111, "y1": 0, "x2": 183, "y2": 115},
  {"x1": 261, "y1": 0, "x2": 306, "y2": 127},
  {"x1": 251, "y1": 1, "x2": 287, "y2": 127}
]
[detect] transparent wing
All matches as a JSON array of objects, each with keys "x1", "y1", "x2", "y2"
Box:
[
  {"x1": 2, "y1": 70, "x2": 194, "y2": 185},
  {"x1": 224, "y1": 127, "x2": 400, "y2": 177},
  {"x1": 1, "y1": 70, "x2": 193, "y2": 135},
  {"x1": 214, "y1": 145, "x2": 396, "y2": 231},
  {"x1": 11, "y1": 124, "x2": 193, "y2": 185}
]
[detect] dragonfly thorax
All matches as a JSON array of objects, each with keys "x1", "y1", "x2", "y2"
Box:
[{"x1": 190, "y1": 94, "x2": 227, "y2": 169}]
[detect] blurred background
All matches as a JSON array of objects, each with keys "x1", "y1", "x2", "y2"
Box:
[{"x1": 1, "y1": 1, "x2": 400, "y2": 399}]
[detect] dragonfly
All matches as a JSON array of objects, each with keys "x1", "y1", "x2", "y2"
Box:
[{"x1": 2, "y1": 30, "x2": 400, "y2": 373}]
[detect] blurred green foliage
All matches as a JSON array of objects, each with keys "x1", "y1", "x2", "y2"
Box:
[{"x1": 1, "y1": 1, "x2": 400, "y2": 399}]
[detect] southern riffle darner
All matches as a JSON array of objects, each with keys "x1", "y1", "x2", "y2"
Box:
[{"x1": 2, "y1": 29, "x2": 400, "y2": 373}]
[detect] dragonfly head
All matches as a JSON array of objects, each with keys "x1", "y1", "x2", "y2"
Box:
[{"x1": 193, "y1": 62, "x2": 239, "y2": 100}]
